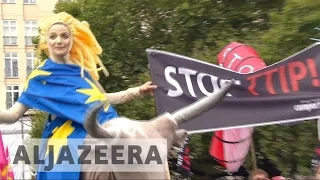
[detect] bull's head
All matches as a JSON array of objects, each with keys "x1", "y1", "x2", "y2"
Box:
[
  {"x1": 81, "y1": 81, "x2": 232, "y2": 180},
  {"x1": 83, "y1": 80, "x2": 233, "y2": 148}
]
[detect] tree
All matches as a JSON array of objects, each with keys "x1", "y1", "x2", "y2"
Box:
[
  {"x1": 28, "y1": 111, "x2": 48, "y2": 139},
  {"x1": 27, "y1": 110, "x2": 49, "y2": 179},
  {"x1": 251, "y1": 0, "x2": 320, "y2": 176},
  {"x1": 258, "y1": 0, "x2": 320, "y2": 65}
]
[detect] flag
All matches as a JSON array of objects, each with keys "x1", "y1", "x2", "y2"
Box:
[
  {"x1": 18, "y1": 59, "x2": 119, "y2": 125},
  {"x1": 148, "y1": 43, "x2": 320, "y2": 131},
  {"x1": 0, "y1": 131, "x2": 14, "y2": 180},
  {"x1": 17, "y1": 59, "x2": 119, "y2": 179},
  {"x1": 176, "y1": 135, "x2": 191, "y2": 177},
  {"x1": 4, "y1": 147, "x2": 14, "y2": 180}
]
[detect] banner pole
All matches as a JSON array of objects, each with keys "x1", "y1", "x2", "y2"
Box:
[{"x1": 251, "y1": 139, "x2": 257, "y2": 169}]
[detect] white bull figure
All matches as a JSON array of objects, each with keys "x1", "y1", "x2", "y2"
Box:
[{"x1": 79, "y1": 81, "x2": 233, "y2": 180}]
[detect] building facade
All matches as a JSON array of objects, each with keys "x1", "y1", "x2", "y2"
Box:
[
  {"x1": 0, "y1": 1, "x2": 63, "y2": 179},
  {"x1": 0, "y1": 0, "x2": 59, "y2": 110}
]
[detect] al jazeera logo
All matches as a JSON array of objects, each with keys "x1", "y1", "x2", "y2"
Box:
[{"x1": 12, "y1": 138, "x2": 167, "y2": 172}]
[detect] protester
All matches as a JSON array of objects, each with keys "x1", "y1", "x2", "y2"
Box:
[
  {"x1": 271, "y1": 176, "x2": 286, "y2": 180},
  {"x1": 0, "y1": 12, "x2": 157, "y2": 179},
  {"x1": 315, "y1": 164, "x2": 320, "y2": 180},
  {"x1": 248, "y1": 169, "x2": 270, "y2": 180}
]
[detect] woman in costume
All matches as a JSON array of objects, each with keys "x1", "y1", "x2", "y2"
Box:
[
  {"x1": 0, "y1": 12, "x2": 157, "y2": 179},
  {"x1": 1, "y1": 12, "x2": 156, "y2": 124}
]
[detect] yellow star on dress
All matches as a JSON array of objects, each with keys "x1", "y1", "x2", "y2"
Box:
[
  {"x1": 45, "y1": 120, "x2": 75, "y2": 165},
  {"x1": 24, "y1": 60, "x2": 51, "y2": 91},
  {"x1": 76, "y1": 77, "x2": 110, "y2": 111}
]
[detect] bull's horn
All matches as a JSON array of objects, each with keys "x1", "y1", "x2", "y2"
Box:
[
  {"x1": 83, "y1": 102, "x2": 112, "y2": 138},
  {"x1": 171, "y1": 80, "x2": 233, "y2": 125}
]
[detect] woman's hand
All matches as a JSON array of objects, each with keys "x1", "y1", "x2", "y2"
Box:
[{"x1": 139, "y1": 81, "x2": 158, "y2": 96}]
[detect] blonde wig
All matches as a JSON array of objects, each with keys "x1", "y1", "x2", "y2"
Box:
[{"x1": 36, "y1": 12, "x2": 108, "y2": 81}]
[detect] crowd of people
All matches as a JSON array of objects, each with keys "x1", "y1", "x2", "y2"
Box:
[
  {"x1": 247, "y1": 166, "x2": 320, "y2": 180},
  {"x1": 215, "y1": 166, "x2": 320, "y2": 180}
]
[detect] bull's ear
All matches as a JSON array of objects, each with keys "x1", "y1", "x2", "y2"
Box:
[{"x1": 172, "y1": 129, "x2": 188, "y2": 147}]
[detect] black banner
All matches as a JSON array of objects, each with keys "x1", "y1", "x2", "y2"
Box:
[{"x1": 147, "y1": 43, "x2": 320, "y2": 133}]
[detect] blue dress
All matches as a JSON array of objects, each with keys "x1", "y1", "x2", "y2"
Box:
[{"x1": 17, "y1": 59, "x2": 119, "y2": 179}]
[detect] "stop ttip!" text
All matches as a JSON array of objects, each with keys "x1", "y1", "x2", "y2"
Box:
[
  {"x1": 247, "y1": 59, "x2": 320, "y2": 96},
  {"x1": 164, "y1": 66, "x2": 240, "y2": 98}
]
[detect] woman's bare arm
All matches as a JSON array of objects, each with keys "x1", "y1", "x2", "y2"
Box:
[{"x1": 0, "y1": 102, "x2": 29, "y2": 123}]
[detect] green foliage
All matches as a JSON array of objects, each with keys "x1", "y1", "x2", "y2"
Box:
[
  {"x1": 251, "y1": 1, "x2": 320, "y2": 175},
  {"x1": 258, "y1": 0, "x2": 320, "y2": 65},
  {"x1": 28, "y1": 111, "x2": 48, "y2": 139},
  {"x1": 254, "y1": 121, "x2": 318, "y2": 176},
  {"x1": 26, "y1": 111, "x2": 48, "y2": 178}
]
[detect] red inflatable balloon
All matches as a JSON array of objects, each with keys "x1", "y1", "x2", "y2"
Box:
[{"x1": 210, "y1": 42, "x2": 267, "y2": 172}]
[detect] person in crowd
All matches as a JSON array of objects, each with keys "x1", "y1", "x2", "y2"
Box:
[
  {"x1": 248, "y1": 169, "x2": 270, "y2": 180},
  {"x1": 0, "y1": 12, "x2": 158, "y2": 179}
]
